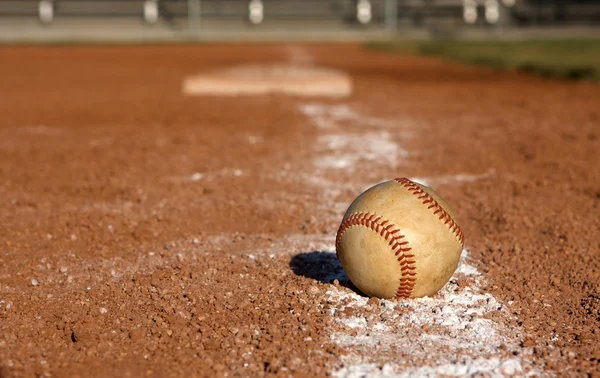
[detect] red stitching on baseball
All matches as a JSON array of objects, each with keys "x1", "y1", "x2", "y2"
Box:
[
  {"x1": 336, "y1": 212, "x2": 417, "y2": 299},
  {"x1": 394, "y1": 178, "x2": 465, "y2": 248}
]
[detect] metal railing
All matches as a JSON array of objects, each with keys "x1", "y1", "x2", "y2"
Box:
[{"x1": 0, "y1": 0, "x2": 598, "y2": 28}]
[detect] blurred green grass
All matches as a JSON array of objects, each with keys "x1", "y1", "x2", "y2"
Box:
[{"x1": 366, "y1": 39, "x2": 600, "y2": 81}]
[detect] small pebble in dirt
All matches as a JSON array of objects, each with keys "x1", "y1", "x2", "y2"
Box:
[
  {"x1": 394, "y1": 304, "x2": 412, "y2": 313},
  {"x1": 522, "y1": 338, "x2": 536, "y2": 347},
  {"x1": 367, "y1": 297, "x2": 380, "y2": 307},
  {"x1": 99, "y1": 307, "x2": 108, "y2": 314},
  {"x1": 307, "y1": 286, "x2": 320, "y2": 296},
  {"x1": 31, "y1": 279, "x2": 39, "y2": 286}
]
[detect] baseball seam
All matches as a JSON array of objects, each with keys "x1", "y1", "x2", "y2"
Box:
[
  {"x1": 394, "y1": 177, "x2": 465, "y2": 247},
  {"x1": 336, "y1": 212, "x2": 417, "y2": 299}
]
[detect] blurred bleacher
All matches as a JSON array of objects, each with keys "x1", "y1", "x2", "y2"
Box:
[
  {"x1": 1, "y1": 0, "x2": 599, "y2": 24},
  {"x1": 511, "y1": 0, "x2": 600, "y2": 25},
  {"x1": 0, "y1": 0, "x2": 598, "y2": 42},
  {"x1": 0, "y1": 0, "x2": 461, "y2": 22}
]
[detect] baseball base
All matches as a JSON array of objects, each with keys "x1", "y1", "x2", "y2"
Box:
[{"x1": 336, "y1": 178, "x2": 465, "y2": 299}]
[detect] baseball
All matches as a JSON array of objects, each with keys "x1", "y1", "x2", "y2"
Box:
[{"x1": 336, "y1": 177, "x2": 465, "y2": 299}]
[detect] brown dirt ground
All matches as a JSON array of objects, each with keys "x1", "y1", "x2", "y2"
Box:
[{"x1": 0, "y1": 43, "x2": 599, "y2": 377}]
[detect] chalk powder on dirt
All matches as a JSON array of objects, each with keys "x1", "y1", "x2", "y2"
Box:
[{"x1": 298, "y1": 101, "x2": 539, "y2": 377}]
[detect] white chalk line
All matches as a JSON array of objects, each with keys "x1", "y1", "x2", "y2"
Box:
[
  {"x1": 293, "y1": 101, "x2": 539, "y2": 376},
  {"x1": 285, "y1": 45, "x2": 315, "y2": 66},
  {"x1": 411, "y1": 168, "x2": 496, "y2": 188},
  {"x1": 326, "y1": 250, "x2": 538, "y2": 377}
]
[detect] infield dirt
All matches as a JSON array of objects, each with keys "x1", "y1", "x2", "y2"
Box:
[{"x1": 0, "y1": 43, "x2": 599, "y2": 377}]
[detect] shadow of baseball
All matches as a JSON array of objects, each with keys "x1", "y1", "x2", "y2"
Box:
[{"x1": 289, "y1": 251, "x2": 366, "y2": 296}]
